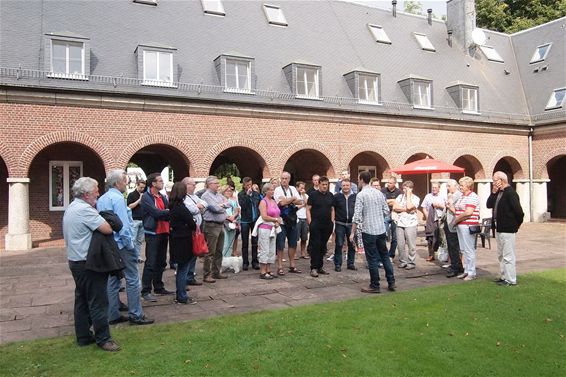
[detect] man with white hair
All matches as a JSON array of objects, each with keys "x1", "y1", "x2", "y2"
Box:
[
  {"x1": 97, "y1": 169, "x2": 154, "y2": 325},
  {"x1": 444, "y1": 179, "x2": 464, "y2": 278},
  {"x1": 486, "y1": 171, "x2": 524, "y2": 286},
  {"x1": 182, "y1": 176, "x2": 208, "y2": 286},
  {"x1": 334, "y1": 170, "x2": 358, "y2": 194},
  {"x1": 63, "y1": 177, "x2": 118, "y2": 351}
]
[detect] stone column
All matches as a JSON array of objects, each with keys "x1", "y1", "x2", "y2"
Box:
[
  {"x1": 514, "y1": 179, "x2": 531, "y2": 223},
  {"x1": 532, "y1": 179, "x2": 550, "y2": 222},
  {"x1": 475, "y1": 179, "x2": 493, "y2": 221},
  {"x1": 5, "y1": 178, "x2": 32, "y2": 250},
  {"x1": 431, "y1": 178, "x2": 450, "y2": 197}
]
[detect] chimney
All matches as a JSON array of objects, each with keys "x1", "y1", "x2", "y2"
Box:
[
  {"x1": 392, "y1": 0, "x2": 397, "y2": 17},
  {"x1": 446, "y1": 0, "x2": 476, "y2": 50},
  {"x1": 427, "y1": 9, "x2": 432, "y2": 25},
  {"x1": 447, "y1": 29, "x2": 453, "y2": 46}
]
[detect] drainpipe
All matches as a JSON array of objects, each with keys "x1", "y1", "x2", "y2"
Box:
[
  {"x1": 392, "y1": 0, "x2": 397, "y2": 17},
  {"x1": 528, "y1": 127, "x2": 534, "y2": 222}
]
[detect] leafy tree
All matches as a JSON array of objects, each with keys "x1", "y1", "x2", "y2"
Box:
[
  {"x1": 476, "y1": 0, "x2": 566, "y2": 33},
  {"x1": 404, "y1": 0, "x2": 423, "y2": 15}
]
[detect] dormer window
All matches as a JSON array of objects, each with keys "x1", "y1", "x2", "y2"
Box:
[
  {"x1": 447, "y1": 83, "x2": 479, "y2": 114},
  {"x1": 546, "y1": 88, "x2": 566, "y2": 110},
  {"x1": 214, "y1": 54, "x2": 255, "y2": 94},
  {"x1": 283, "y1": 62, "x2": 321, "y2": 100},
  {"x1": 414, "y1": 33, "x2": 435, "y2": 52},
  {"x1": 263, "y1": 4, "x2": 287, "y2": 26},
  {"x1": 398, "y1": 76, "x2": 433, "y2": 109},
  {"x1": 135, "y1": 43, "x2": 177, "y2": 87},
  {"x1": 201, "y1": 0, "x2": 225, "y2": 16},
  {"x1": 479, "y1": 45, "x2": 504, "y2": 63},
  {"x1": 44, "y1": 32, "x2": 90, "y2": 80},
  {"x1": 530, "y1": 43, "x2": 551, "y2": 64},
  {"x1": 344, "y1": 70, "x2": 381, "y2": 104},
  {"x1": 368, "y1": 24, "x2": 391, "y2": 44}
]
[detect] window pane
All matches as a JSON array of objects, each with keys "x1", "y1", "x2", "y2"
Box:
[
  {"x1": 68, "y1": 166, "x2": 82, "y2": 199},
  {"x1": 531, "y1": 44, "x2": 550, "y2": 63},
  {"x1": 159, "y1": 52, "x2": 172, "y2": 82},
  {"x1": 414, "y1": 82, "x2": 430, "y2": 107},
  {"x1": 236, "y1": 61, "x2": 249, "y2": 89},
  {"x1": 296, "y1": 68, "x2": 307, "y2": 96},
  {"x1": 359, "y1": 74, "x2": 378, "y2": 102},
  {"x1": 51, "y1": 165, "x2": 64, "y2": 207},
  {"x1": 415, "y1": 33, "x2": 435, "y2": 51},
  {"x1": 52, "y1": 42, "x2": 67, "y2": 73},
  {"x1": 144, "y1": 51, "x2": 157, "y2": 80},
  {"x1": 202, "y1": 0, "x2": 224, "y2": 15},
  {"x1": 547, "y1": 89, "x2": 566, "y2": 108},
  {"x1": 368, "y1": 25, "x2": 391, "y2": 44},
  {"x1": 264, "y1": 5, "x2": 287, "y2": 25},
  {"x1": 226, "y1": 63, "x2": 238, "y2": 88},
  {"x1": 68, "y1": 43, "x2": 83, "y2": 75}
]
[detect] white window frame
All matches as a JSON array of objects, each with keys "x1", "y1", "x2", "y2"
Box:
[
  {"x1": 49, "y1": 40, "x2": 87, "y2": 80},
  {"x1": 530, "y1": 43, "x2": 552, "y2": 64},
  {"x1": 462, "y1": 87, "x2": 479, "y2": 114},
  {"x1": 414, "y1": 33, "x2": 435, "y2": 52},
  {"x1": 201, "y1": 0, "x2": 225, "y2": 16},
  {"x1": 358, "y1": 73, "x2": 380, "y2": 104},
  {"x1": 142, "y1": 50, "x2": 174, "y2": 87},
  {"x1": 368, "y1": 24, "x2": 391, "y2": 44},
  {"x1": 224, "y1": 58, "x2": 252, "y2": 93},
  {"x1": 413, "y1": 80, "x2": 432, "y2": 109},
  {"x1": 358, "y1": 165, "x2": 377, "y2": 179},
  {"x1": 263, "y1": 4, "x2": 287, "y2": 26},
  {"x1": 49, "y1": 161, "x2": 83, "y2": 211},
  {"x1": 545, "y1": 88, "x2": 566, "y2": 110},
  {"x1": 296, "y1": 66, "x2": 320, "y2": 99},
  {"x1": 479, "y1": 45, "x2": 504, "y2": 63}
]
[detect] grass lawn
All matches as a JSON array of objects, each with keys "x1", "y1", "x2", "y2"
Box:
[{"x1": 1, "y1": 269, "x2": 565, "y2": 377}]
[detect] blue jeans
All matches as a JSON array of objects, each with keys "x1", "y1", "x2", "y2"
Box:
[
  {"x1": 384, "y1": 217, "x2": 398, "y2": 258},
  {"x1": 334, "y1": 223, "x2": 355, "y2": 267},
  {"x1": 361, "y1": 233, "x2": 395, "y2": 289},
  {"x1": 186, "y1": 256, "x2": 197, "y2": 284},
  {"x1": 175, "y1": 261, "x2": 191, "y2": 302},
  {"x1": 141, "y1": 234, "x2": 168, "y2": 294},
  {"x1": 69, "y1": 261, "x2": 111, "y2": 346},
  {"x1": 107, "y1": 247, "x2": 143, "y2": 321},
  {"x1": 132, "y1": 219, "x2": 145, "y2": 260}
]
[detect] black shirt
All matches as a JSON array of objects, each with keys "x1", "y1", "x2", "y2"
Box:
[
  {"x1": 307, "y1": 190, "x2": 334, "y2": 225},
  {"x1": 381, "y1": 187, "x2": 401, "y2": 201},
  {"x1": 333, "y1": 192, "x2": 356, "y2": 224},
  {"x1": 127, "y1": 190, "x2": 144, "y2": 220},
  {"x1": 306, "y1": 187, "x2": 319, "y2": 196}
]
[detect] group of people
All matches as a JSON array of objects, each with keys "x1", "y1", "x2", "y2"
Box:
[{"x1": 63, "y1": 167, "x2": 524, "y2": 352}]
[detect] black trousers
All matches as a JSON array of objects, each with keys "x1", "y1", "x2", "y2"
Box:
[
  {"x1": 444, "y1": 223, "x2": 463, "y2": 273},
  {"x1": 309, "y1": 222, "x2": 334, "y2": 271},
  {"x1": 142, "y1": 233, "x2": 168, "y2": 294},
  {"x1": 240, "y1": 221, "x2": 258, "y2": 266},
  {"x1": 68, "y1": 261, "x2": 111, "y2": 346}
]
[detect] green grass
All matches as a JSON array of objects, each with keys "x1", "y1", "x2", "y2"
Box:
[{"x1": 1, "y1": 269, "x2": 565, "y2": 377}]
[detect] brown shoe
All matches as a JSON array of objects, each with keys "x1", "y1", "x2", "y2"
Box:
[
  {"x1": 426, "y1": 256, "x2": 435, "y2": 262},
  {"x1": 98, "y1": 340, "x2": 120, "y2": 352},
  {"x1": 361, "y1": 286, "x2": 381, "y2": 294},
  {"x1": 203, "y1": 276, "x2": 216, "y2": 283},
  {"x1": 213, "y1": 274, "x2": 228, "y2": 279}
]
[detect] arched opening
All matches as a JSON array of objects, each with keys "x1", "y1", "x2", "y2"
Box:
[
  {"x1": 0, "y1": 158, "x2": 8, "y2": 248},
  {"x1": 348, "y1": 151, "x2": 389, "y2": 186},
  {"x1": 209, "y1": 147, "x2": 267, "y2": 185},
  {"x1": 129, "y1": 144, "x2": 190, "y2": 183},
  {"x1": 400, "y1": 153, "x2": 431, "y2": 201},
  {"x1": 283, "y1": 149, "x2": 334, "y2": 187},
  {"x1": 493, "y1": 156, "x2": 523, "y2": 190},
  {"x1": 547, "y1": 155, "x2": 566, "y2": 219},
  {"x1": 28, "y1": 142, "x2": 106, "y2": 246},
  {"x1": 452, "y1": 155, "x2": 485, "y2": 191}
]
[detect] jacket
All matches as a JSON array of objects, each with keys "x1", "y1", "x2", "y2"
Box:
[
  {"x1": 486, "y1": 186, "x2": 524, "y2": 233},
  {"x1": 238, "y1": 190, "x2": 261, "y2": 223},
  {"x1": 333, "y1": 192, "x2": 356, "y2": 224},
  {"x1": 85, "y1": 211, "x2": 125, "y2": 276},
  {"x1": 141, "y1": 190, "x2": 170, "y2": 234},
  {"x1": 169, "y1": 202, "x2": 197, "y2": 264}
]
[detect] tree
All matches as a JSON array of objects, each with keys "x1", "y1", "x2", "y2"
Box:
[
  {"x1": 476, "y1": 0, "x2": 566, "y2": 33},
  {"x1": 404, "y1": 0, "x2": 423, "y2": 15}
]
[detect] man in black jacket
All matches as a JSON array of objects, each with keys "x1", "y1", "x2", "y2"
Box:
[
  {"x1": 486, "y1": 171, "x2": 524, "y2": 286},
  {"x1": 238, "y1": 177, "x2": 261, "y2": 271},
  {"x1": 332, "y1": 179, "x2": 357, "y2": 272}
]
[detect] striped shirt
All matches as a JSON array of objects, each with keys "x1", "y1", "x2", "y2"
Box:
[
  {"x1": 352, "y1": 186, "x2": 389, "y2": 236},
  {"x1": 455, "y1": 191, "x2": 480, "y2": 225}
]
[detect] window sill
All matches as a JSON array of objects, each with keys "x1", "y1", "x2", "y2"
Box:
[
  {"x1": 47, "y1": 73, "x2": 89, "y2": 81},
  {"x1": 462, "y1": 110, "x2": 481, "y2": 115},
  {"x1": 49, "y1": 207, "x2": 66, "y2": 212},
  {"x1": 295, "y1": 95, "x2": 323, "y2": 101},
  {"x1": 544, "y1": 105, "x2": 563, "y2": 111},
  {"x1": 224, "y1": 88, "x2": 255, "y2": 95},
  {"x1": 142, "y1": 81, "x2": 177, "y2": 88},
  {"x1": 413, "y1": 105, "x2": 434, "y2": 110},
  {"x1": 358, "y1": 100, "x2": 382, "y2": 106}
]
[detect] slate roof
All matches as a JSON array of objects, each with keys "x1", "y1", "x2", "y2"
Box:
[{"x1": 0, "y1": 0, "x2": 564, "y2": 126}]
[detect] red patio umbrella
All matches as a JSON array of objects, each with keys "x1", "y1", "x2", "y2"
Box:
[{"x1": 390, "y1": 157, "x2": 465, "y2": 175}]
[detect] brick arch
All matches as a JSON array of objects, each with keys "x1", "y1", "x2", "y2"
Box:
[
  {"x1": 0, "y1": 143, "x2": 17, "y2": 177},
  {"x1": 202, "y1": 138, "x2": 273, "y2": 178},
  {"x1": 448, "y1": 149, "x2": 486, "y2": 179},
  {"x1": 20, "y1": 131, "x2": 113, "y2": 176},
  {"x1": 276, "y1": 141, "x2": 338, "y2": 178},
  {"x1": 342, "y1": 143, "x2": 393, "y2": 173},
  {"x1": 397, "y1": 147, "x2": 437, "y2": 167},
  {"x1": 537, "y1": 147, "x2": 566, "y2": 179},
  {"x1": 488, "y1": 152, "x2": 526, "y2": 179},
  {"x1": 117, "y1": 134, "x2": 196, "y2": 176}
]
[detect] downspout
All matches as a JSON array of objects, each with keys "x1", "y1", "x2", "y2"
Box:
[{"x1": 528, "y1": 127, "x2": 534, "y2": 222}]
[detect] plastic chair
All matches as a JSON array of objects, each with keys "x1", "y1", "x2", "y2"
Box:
[{"x1": 476, "y1": 218, "x2": 492, "y2": 249}]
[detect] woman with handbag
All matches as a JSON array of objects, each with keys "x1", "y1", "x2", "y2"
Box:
[
  {"x1": 168, "y1": 182, "x2": 197, "y2": 304},
  {"x1": 256, "y1": 183, "x2": 281, "y2": 279},
  {"x1": 452, "y1": 176, "x2": 481, "y2": 281}
]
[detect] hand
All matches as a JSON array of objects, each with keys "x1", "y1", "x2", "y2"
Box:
[
  {"x1": 349, "y1": 234, "x2": 355, "y2": 243},
  {"x1": 197, "y1": 203, "x2": 205, "y2": 210}
]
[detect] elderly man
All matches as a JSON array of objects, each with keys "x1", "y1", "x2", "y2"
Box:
[
  {"x1": 63, "y1": 177, "x2": 119, "y2": 351},
  {"x1": 274, "y1": 171, "x2": 303, "y2": 275},
  {"x1": 421, "y1": 182, "x2": 446, "y2": 262},
  {"x1": 334, "y1": 170, "x2": 358, "y2": 194},
  {"x1": 487, "y1": 171, "x2": 524, "y2": 286},
  {"x1": 182, "y1": 177, "x2": 207, "y2": 286},
  {"x1": 381, "y1": 177, "x2": 401, "y2": 260},
  {"x1": 126, "y1": 179, "x2": 146, "y2": 263},
  {"x1": 97, "y1": 170, "x2": 154, "y2": 326},
  {"x1": 140, "y1": 173, "x2": 172, "y2": 301},
  {"x1": 393, "y1": 181, "x2": 420, "y2": 270},
  {"x1": 444, "y1": 179, "x2": 464, "y2": 278},
  {"x1": 351, "y1": 171, "x2": 395, "y2": 293},
  {"x1": 201, "y1": 175, "x2": 229, "y2": 282}
]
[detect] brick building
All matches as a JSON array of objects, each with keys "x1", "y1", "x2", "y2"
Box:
[{"x1": 0, "y1": 0, "x2": 565, "y2": 250}]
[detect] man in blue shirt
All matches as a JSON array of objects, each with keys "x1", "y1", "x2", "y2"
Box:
[{"x1": 97, "y1": 170, "x2": 154, "y2": 326}]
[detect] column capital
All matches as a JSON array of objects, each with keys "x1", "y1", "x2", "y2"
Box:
[
  {"x1": 430, "y1": 178, "x2": 450, "y2": 183},
  {"x1": 532, "y1": 179, "x2": 551, "y2": 183},
  {"x1": 474, "y1": 179, "x2": 492, "y2": 183},
  {"x1": 513, "y1": 179, "x2": 531, "y2": 183},
  {"x1": 7, "y1": 177, "x2": 30, "y2": 183}
]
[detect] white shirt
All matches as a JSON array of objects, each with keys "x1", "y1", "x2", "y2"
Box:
[
  {"x1": 274, "y1": 185, "x2": 300, "y2": 205},
  {"x1": 395, "y1": 194, "x2": 421, "y2": 228}
]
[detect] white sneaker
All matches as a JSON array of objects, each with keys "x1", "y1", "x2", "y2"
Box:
[
  {"x1": 463, "y1": 275, "x2": 476, "y2": 281},
  {"x1": 326, "y1": 254, "x2": 335, "y2": 261},
  {"x1": 457, "y1": 272, "x2": 468, "y2": 279}
]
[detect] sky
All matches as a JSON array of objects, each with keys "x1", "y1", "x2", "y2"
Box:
[{"x1": 348, "y1": 1, "x2": 447, "y2": 18}]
